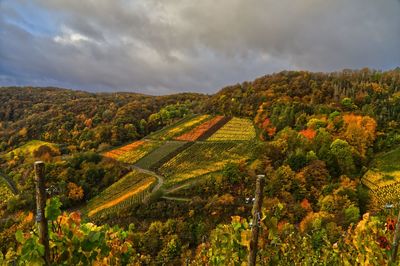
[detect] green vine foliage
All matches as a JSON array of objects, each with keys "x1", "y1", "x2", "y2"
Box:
[
  {"x1": 193, "y1": 205, "x2": 397, "y2": 265},
  {"x1": 6, "y1": 197, "x2": 139, "y2": 265},
  {"x1": 2, "y1": 197, "x2": 399, "y2": 265}
]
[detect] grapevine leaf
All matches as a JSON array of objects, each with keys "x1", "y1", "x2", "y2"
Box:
[
  {"x1": 36, "y1": 244, "x2": 45, "y2": 256},
  {"x1": 45, "y1": 197, "x2": 62, "y2": 221},
  {"x1": 15, "y1": 230, "x2": 25, "y2": 244}
]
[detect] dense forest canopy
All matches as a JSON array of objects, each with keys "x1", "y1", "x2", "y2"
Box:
[
  {"x1": 0, "y1": 88, "x2": 208, "y2": 152},
  {"x1": 1, "y1": 68, "x2": 400, "y2": 265}
]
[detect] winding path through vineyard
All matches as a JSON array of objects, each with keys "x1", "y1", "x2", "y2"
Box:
[
  {"x1": 161, "y1": 196, "x2": 191, "y2": 202},
  {"x1": 130, "y1": 165, "x2": 164, "y2": 200},
  {"x1": 131, "y1": 165, "x2": 194, "y2": 202}
]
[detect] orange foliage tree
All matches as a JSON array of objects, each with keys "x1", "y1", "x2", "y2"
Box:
[
  {"x1": 259, "y1": 118, "x2": 276, "y2": 140},
  {"x1": 299, "y1": 128, "x2": 316, "y2": 140},
  {"x1": 342, "y1": 114, "x2": 377, "y2": 156}
]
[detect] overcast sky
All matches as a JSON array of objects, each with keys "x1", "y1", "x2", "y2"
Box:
[{"x1": 0, "y1": 0, "x2": 399, "y2": 95}]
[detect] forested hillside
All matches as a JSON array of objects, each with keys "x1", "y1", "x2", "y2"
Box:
[
  {"x1": 1, "y1": 68, "x2": 400, "y2": 265},
  {"x1": 0, "y1": 88, "x2": 207, "y2": 152}
]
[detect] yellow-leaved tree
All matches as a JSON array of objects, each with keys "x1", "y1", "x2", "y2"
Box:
[{"x1": 342, "y1": 114, "x2": 377, "y2": 157}]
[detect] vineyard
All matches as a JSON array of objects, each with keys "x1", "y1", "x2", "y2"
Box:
[
  {"x1": 134, "y1": 141, "x2": 189, "y2": 170},
  {"x1": 362, "y1": 147, "x2": 400, "y2": 204},
  {"x1": 103, "y1": 140, "x2": 162, "y2": 164},
  {"x1": 103, "y1": 140, "x2": 146, "y2": 159},
  {"x1": 146, "y1": 114, "x2": 210, "y2": 140},
  {"x1": 175, "y1": 116, "x2": 226, "y2": 141},
  {"x1": 91, "y1": 116, "x2": 258, "y2": 213},
  {"x1": 159, "y1": 141, "x2": 253, "y2": 186},
  {"x1": 207, "y1": 117, "x2": 256, "y2": 141},
  {"x1": 86, "y1": 170, "x2": 156, "y2": 217}
]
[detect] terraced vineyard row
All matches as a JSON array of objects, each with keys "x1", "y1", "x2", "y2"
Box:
[
  {"x1": 207, "y1": 117, "x2": 256, "y2": 141},
  {"x1": 362, "y1": 146, "x2": 400, "y2": 205},
  {"x1": 159, "y1": 141, "x2": 253, "y2": 186},
  {"x1": 175, "y1": 116, "x2": 226, "y2": 141},
  {"x1": 103, "y1": 140, "x2": 146, "y2": 159},
  {"x1": 368, "y1": 182, "x2": 400, "y2": 205},
  {"x1": 86, "y1": 171, "x2": 156, "y2": 217},
  {"x1": 135, "y1": 141, "x2": 189, "y2": 170},
  {"x1": 103, "y1": 140, "x2": 162, "y2": 164},
  {"x1": 147, "y1": 114, "x2": 210, "y2": 140}
]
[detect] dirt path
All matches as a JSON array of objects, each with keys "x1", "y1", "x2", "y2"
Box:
[
  {"x1": 164, "y1": 182, "x2": 192, "y2": 195},
  {"x1": 130, "y1": 165, "x2": 194, "y2": 203},
  {"x1": 161, "y1": 196, "x2": 191, "y2": 202},
  {"x1": 130, "y1": 165, "x2": 164, "y2": 198}
]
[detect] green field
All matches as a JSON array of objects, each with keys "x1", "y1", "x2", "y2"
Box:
[
  {"x1": 146, "y1": 114, "x2": 210, "y2": 140},
  {"x1": 207, "y1": 117, "x2": 256, "y2": 141},
  {"x1": 362, "y1": 146, "x2": 400, "y2": 204},
  {"x1": 159, "y1": 141, "x2": 254, "y2": 186},
  {"x1": 135, "y1": 141, "x2": 189, "y2": 169},
  {"x1": 374, "y1": 147, "x2": 400, "y2": 173},
  {"x1": 4, "y1": 140, "x2": 59, "y2": 159},
  {"x1": 86, "y1": 170, "x2": 156, "y2": 217}
]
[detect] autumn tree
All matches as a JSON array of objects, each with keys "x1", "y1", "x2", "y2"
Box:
[
  {"x1": 330, "y1": 139, "x2": 355, "y2": 176},
  {"x1": 342, "y1": 114, "x2": 377, "y2": 157},
  {"x1": 67, "y1": 182, "x2": 84, "y2": 201}
]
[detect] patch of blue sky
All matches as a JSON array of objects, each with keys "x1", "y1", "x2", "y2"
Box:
[{"x1": 2, "y1": 0, "x2": 62, "y2": 37}]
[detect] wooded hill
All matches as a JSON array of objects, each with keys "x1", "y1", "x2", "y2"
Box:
[{"x1": 1, "y1": 68, "x2": 400, "y2": 265}]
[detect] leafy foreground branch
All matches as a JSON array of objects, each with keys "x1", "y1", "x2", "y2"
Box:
[{"x1": 1, "y1": 197, "x2": 400, "y2": 265}]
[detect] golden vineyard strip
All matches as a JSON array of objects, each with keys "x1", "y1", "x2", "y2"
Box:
[
  {"x1": 88, "y1": 177, "x2": 155, "y2": 217},
  {"x1": 102, "y1": 140, "x2": 146, "y2": 159}
]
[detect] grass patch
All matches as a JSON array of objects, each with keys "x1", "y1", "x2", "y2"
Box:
[
  {"x1": 4, "y1": 140, "x2": 59, "y2": 159},
  {"x1": 135, "y1": 141, "x2": 189, "y2": 169}
]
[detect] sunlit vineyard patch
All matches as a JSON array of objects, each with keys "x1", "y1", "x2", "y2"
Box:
[
  {"x1": 86, "y1": 171, "x2": 156, "y2": 217},
  {"x1": 362, "y1": 147, "x2": 400, "y2": 205},
  {"x1": 207, "y1": 117, "x2": 256, "y2": 141},
  {"x1": 175, "y1": 116, "x2": 225, "y2": 141},
  {"x1": 147, "y1": 114, "x2": 210, "y2": 140},
  {"x1": 3, "y1": 140, "x2": 59, "y2": 159},
  {"x1": 103, "y1": 140, "x2": 161, "y2": 164},
  {"x1": 103, "y1": 140, "x2": 146, "y2": 159},
  {"x1": 159, "y1": 141, "x2": 252, "y2": 186}
]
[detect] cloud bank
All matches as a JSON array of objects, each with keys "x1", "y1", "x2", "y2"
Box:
[{"x1": 1, "y1": 0, "x2": 399, "y2": 94}]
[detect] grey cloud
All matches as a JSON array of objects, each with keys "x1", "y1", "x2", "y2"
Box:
[{"x1": 0, "y1": 0, "x2": 399, "y2": 94}]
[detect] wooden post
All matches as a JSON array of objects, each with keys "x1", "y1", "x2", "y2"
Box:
[
  {"x1": 391, "y1": 206, "x2": 400, "y2": 264},
  {"x1": 34, "y1": 161, "x2": 50, "y2": 266},
  {"x1": 248, "y1": 174, "x2": 265, "y2": 266}
]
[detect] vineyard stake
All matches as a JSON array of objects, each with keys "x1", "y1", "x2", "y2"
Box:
[
  {"x1": 34, "y1": 161, "x2": 50, "y2": 266},
  {"x1": 391, "y1": 206, "x2": 400, "y2": 264},
  {"x1": 248, "y1": 174, "x2": 265, "y2": 266}
]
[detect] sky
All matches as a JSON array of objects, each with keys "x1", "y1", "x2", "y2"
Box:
[{"x1": 0, "y1": 0, "x2": 399, "y2": 95}]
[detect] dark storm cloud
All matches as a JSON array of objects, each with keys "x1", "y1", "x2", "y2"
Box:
[{"x1": 0, "y1": 0, "x2": 399, "y2": 94}]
